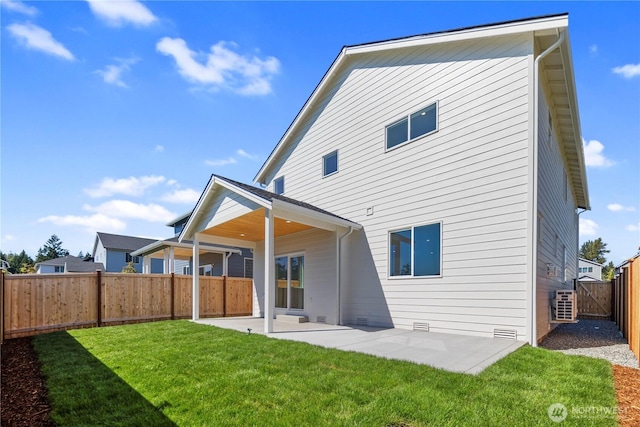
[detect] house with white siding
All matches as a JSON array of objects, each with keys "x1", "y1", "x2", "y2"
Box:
[
  {"x1": 578, "y1": 258, "x2": 604, "y2": 281},
  {"x1": 180, "y1": 14, "x2": 589, "y2": 345}
]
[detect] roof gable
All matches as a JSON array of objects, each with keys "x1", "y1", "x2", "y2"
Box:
[
  {"x1": 254, "y1": 14, "x2": 570, "y2": 185},
  {"x1": 96, "y1": 232, "x2": 158, "y2": 252}
]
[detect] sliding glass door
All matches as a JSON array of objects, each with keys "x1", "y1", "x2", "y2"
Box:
[{"x1": 275, "y1": 254, "x2": 304, "y2": 310}]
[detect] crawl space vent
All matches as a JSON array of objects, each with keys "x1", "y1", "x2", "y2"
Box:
[
  {"x1": 493, "y1": 329, "x2": 517, "y2": 340},
  {"x1": 356, "y1": 317, "x2": 368, "y2": 326},
  {"x1": 316, "y1": 315, "x2": 326, "y2": 324},
  {"x1": 412, "y1": 322, "x2": 430, "y2": 332}
]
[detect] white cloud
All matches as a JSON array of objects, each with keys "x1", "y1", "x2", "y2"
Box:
[
  {"x1": 86, "y1": 0, "x2": 157, "y2": 27},
  {"x1": 160, "y1": 189, "x2": 200, "y2": 204},
  {"x1": 579, "y1": 218, "x2": 598, "y2": 236},
  {"x1": 236, "y1": 149, "x2": 259, "y2": 160},
  {"x1": 95, "y1": 57, "x2": 139, "y2": 88},
  {"x1": 84, "y1": 175, "x2": 165, "y2": 198},
  {"x1": 38, "y1": 213, "x2": 127, "y2": 233},
  {"x1": 4, "y1": 234, "x2": 16, "y2": 241},
  {"x1": 154, "y1": 144, "x2": 164, "y2": 153},
  {"x1": 156, "y1": 38, "x2": 280, "y2": 95},
  {"x1": 1, "y1": 0, "x2": 38, "y2": 16},
  {"x1": 7, "y1": 22, "x2": 74, "y2": 61},
  {"x1": 612, "y1": 64, "x2": 640, "y2": 79},
  {"x1": 627, "y1": 223, "x2": 640, "y2": 232},
  {"x1": 167, "y1": 179, "x2": 177, "y2": 186},
  {"x1": 582, "y1": 139, "x2": 614, "y2": 168},
  {"x1": 205, "y1": 157, "x2": 237, "y2": 167},
  {"x1": 83, "y1": 200, "x2": 176, "y2": 223},
  {"x1": 607, "y1": 203, "x2": 636, "y2": 212},
  {"x1": 588, "y1": 44, "x2": 598, "y2": 57}
]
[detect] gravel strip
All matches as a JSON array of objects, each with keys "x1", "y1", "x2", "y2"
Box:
[{"x1": 540, "y1": 319, "x2": 639, "y2": 369}]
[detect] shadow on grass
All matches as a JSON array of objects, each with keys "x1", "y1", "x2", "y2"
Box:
[{"x1": 33, "y1": 331, "x2": 176, "y2": 427}]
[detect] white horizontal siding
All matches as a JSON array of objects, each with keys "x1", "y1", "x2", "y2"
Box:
[
  {"x1": 535, "y1": 83, "x2": 580, "y2": 341},
  {"x1": 265, "y1": 33, "x2": 534, "y2": 340},
  {"x1": 253, "y1": 229, "x2": 338, "y2": 324}
]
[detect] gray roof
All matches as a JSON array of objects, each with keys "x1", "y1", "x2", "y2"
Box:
[
  {"x1": 213, "y1": 175, "x2": 357, "y2": 225},
  {"x1": 36, "y1": 255, "x2": 104, "y2": 272},
  {"x1": 96, "y1": 232, "x2": 158, "y2": 252}
]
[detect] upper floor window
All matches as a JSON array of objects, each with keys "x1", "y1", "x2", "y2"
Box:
[
  {"x1": 386, "y1": 102, "x2": 438, "y2": 151},
  {"x1": 389, "y1": 222, "x2": 441, "y2": 277},
  {"x1": 125, "y1": 253, "x2": 140, "y2": 264},
  {"x1": 323, "y1": 150, "x2": 338, "y2": 177},
  {"x1": 54, "y1": 266, "x2": 64, "y2": 273},
  {"x1": 274, "y1": 176, "x2": 285, "y2": 195}
]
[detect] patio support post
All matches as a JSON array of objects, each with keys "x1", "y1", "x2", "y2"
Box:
[
  {"x1": 169, "y1": 246, "x2": 175, "y2": 274},
  {"x1": 264, "y1": 208, "x2": 274, "y2": 333},
  {"x1": 192, "y1": 234, "x2": 200, "y2": 320},
  {"x1": 143, "y1": 256, "x2": 151, "y2": 274},
  {"x1": 163, "y1": 249, "x2": 170, "y2": 274}
]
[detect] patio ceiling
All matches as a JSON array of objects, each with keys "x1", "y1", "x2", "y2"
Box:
[{"x1": 202, "y1": 208, "x2": 314, "y2": 243}]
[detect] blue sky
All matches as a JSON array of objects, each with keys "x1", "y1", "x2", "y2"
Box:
[{"x1": 1, "y1": 1, "x2": 638, "y2": 264}]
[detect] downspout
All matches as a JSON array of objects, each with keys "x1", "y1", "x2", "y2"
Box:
[
  {"x1": 223, "y1": 251, "x2": 233, "y2": 276},
  {"x1": 531, "y1": 30, "x2": 565, "y2": 347},
  {"x1": 337, "y1": 226, "x2": 354, "y2": 325},
  {"x1": 575, "y1": 208, "x2": 588, "y2": 288}
]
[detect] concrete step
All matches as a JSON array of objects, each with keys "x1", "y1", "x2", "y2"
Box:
[{"x1": 276, "y1": 314, "x2": 308, "y2": 323}]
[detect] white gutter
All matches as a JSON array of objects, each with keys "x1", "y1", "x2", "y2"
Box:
[
  {"x1": 531, "y1": 30, "x2": 565, "y2": 347},
  {"x1": 337, "y1": 226, "x2": 354, "y2": 325}
]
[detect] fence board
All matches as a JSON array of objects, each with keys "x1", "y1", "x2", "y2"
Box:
[
  {"x1": 577, "y1": 281, "x2": 612, "y2": 319},
  {"x1": 2, "y1": 273, "x2": 253, "y2": 339}
]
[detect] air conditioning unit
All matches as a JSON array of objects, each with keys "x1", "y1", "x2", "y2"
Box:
[{"x1": 555, "y1": 290, "x2": 577, "y2": 321}]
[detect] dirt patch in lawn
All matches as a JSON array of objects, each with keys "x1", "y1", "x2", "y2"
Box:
[{"x1": 1, "y1": 337, "x2": 54, "y2": 427}]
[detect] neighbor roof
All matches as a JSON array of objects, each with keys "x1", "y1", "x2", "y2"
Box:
[
  {"x1": 35, "y1": 255, "x2": 104, "y2": 272},
  {"x1": 94, "y1": 232, "x2": 158, "y2": 253}
]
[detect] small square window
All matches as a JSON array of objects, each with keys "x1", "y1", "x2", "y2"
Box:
[
  {"x1": 274, "y1": 176, "x2": 284, "y2": 195},
  {"x1": 386, "y1": 118, "x2": 408, "y2": 150},
  {"x1": 323, "y1": 150, "x2": 338, "y2": 177},
  {"x1": 410, "y1": 104, "x2": 437, "y2": 140}
]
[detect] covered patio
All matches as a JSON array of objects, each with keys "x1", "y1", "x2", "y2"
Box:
[
  {"x1": 179, "y1": 175, "x2": 361, "y2": 333},
  {"x1": 194, "y1": 317, "x2": 526, "y2": 374}
]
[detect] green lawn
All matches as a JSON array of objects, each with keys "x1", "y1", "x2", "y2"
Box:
[{"x1": 33, "y1": 320, "x2": 618, "y2": 426}]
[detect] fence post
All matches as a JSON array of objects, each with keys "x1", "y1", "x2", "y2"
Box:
[
  {"x1": 1, "y1": 272, "x2": 5, "y2": 344},
  {"x1": 170, "y1": 273, "x2": 175, "y2": 320},
  {"x1": 223, "y1": 275, "x2": 227, "y2": 317},
  {"x1": 96, "y1": 270, "x2": 102, "y2": 328}
]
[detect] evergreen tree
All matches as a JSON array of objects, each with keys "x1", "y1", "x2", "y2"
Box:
[
  {"x1": 35, "y1": 234, "x2": 69, "y2": 263},
  {"x1": 602, "y1": 261, "x2": 615, "y2": 281},
  {"x1": 579, "y1": 238, "x2": 610, "y2": 265}
]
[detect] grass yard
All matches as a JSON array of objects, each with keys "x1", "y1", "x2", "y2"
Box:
[{"x1": 33, "y1": 320, "x2": 618, "y2": 426}]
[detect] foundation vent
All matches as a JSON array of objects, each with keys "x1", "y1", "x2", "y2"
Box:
[
  {"x1": 493, "y1": 328, "x2": 518, "y2": 340},
  {"x1": 412, "y1": 322, "x2": 430, "y2": 332},
  {"x1": 356, "y1": 317, "x2": 368, "y2": 326},
  {"x1": 316, "y1": 315, "x2": 326, "y2": 324}
]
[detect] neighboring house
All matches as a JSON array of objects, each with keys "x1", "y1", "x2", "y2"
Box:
[
  {"x1": 578, "y1": 258, "x2": 603, "y2": 281},
  {"x1": 180, "y1": 14, "x2": 589, "y2": 345},
  {"x1": 92, "y1": 232, "x2": 163, "y2": 273},
  {"x1": 35, "y1": 255, "x2": 104, "y2": 274},
  {"x1": 131, "y1": 213, "x2": 254, "y2": 277}
]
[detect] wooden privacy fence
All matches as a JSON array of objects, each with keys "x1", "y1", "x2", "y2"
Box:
[
  {"x1": 1, "y1": 272, "x2": 253, "y2": 340},
  {"x1": 576, "y1": 281, "x2": 612, "y2": 320},
  {"x1": 613, "y1": 255, "x2": 640, "y2": 364}
]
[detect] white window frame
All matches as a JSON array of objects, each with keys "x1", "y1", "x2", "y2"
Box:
[
  {"x1": 274, "y1": 176, "x2": 285, "y2": 195},
  {"x1": 385, "y1": 101, "x2": 439, "y2": 152},
  {"x1": 244, "y1": 258, "x2": 254, "y2": 278},
  {"x1": 322, "y1": 150, "x2": 339, "y2": 178},
  {"x1": 388, "y1": 221, "x2": 443, "y2": 279},
  {"x1": 274, "y1": 251, "x2": 305, "y2": 311}
]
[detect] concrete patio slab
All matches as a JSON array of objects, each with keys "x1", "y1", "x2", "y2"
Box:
[{"x1": 194, "y1": 317, "x2": 526, "y2": 374}]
